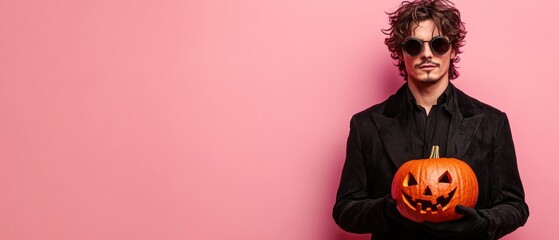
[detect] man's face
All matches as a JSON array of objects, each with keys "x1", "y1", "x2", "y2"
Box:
[{"x1": 402, "y1": 19, "x2": 455, "y2": 84}]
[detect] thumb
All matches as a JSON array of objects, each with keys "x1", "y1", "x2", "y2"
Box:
[
  {"x1": 384, "y1": 194, "x2": 396, "y2": 207},
  {"x1": 455, "y1": 205, "x2": 476, "y2": 216}
]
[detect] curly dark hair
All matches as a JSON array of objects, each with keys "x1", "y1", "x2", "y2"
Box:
[{"x1": 382, "y1": 0, "x2": 466, "y2": 80}]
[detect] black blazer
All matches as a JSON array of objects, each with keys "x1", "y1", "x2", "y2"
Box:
[{"x1": 333, "y1": 83, "x2": 529, "y2": 240}]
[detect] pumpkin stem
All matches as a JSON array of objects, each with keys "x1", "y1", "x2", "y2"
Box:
[{"x1": 429, "y1": 145, "x2": 440, "y2": 159}]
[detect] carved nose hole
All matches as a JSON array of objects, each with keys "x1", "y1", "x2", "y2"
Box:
[{"x1": 423, "y1": 186, "x2": 433, "y2": 196}]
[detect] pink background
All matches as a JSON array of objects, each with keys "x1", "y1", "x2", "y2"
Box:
[{"x1": 0, "y1": 0, "x2": 556, "y2": 239}]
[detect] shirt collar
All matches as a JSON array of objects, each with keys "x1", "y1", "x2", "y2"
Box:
[{"x1": 405, "y1": 83, "x2": 455, "y2": 112}]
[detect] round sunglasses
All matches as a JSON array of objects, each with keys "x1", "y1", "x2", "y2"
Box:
[{"x1": 401, "y1": 36, "x2": 452, "y2": 56}]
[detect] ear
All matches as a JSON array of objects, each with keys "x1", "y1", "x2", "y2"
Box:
[{"x1": 450, "y1": 49, "x2": 456, "y2": 59}]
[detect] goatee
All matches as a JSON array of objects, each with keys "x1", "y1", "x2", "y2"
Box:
[{"x1": 420, "y1": 73, "x2": 438, "y2": 84}]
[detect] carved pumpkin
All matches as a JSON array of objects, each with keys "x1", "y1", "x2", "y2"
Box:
[{"x1": 391, "y1": 146, "x2": 479, "y2": 223}]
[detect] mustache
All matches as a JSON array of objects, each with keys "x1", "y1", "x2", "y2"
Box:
[{"x1": 415, "y1": 60, "x2": 440, "y2": 68}]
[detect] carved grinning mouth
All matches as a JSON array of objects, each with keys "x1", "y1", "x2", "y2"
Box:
[{"x1": 402, "y1": 188, "x2": 456, "y2": 214}]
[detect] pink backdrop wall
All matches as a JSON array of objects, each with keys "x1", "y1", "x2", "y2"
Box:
[{"x1": 1, "y1": 0, "x2": 556, "y2": 239}]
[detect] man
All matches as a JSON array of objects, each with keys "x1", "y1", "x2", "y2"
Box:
[{"x1": 332, "y1": 0, "x2": 529, "y2": 239}]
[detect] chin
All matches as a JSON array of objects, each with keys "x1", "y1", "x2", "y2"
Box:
[{"x1": 410, "y1": 75, "x2": 439, "y2": 84}]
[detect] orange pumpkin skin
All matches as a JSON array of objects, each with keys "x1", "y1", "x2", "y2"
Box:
[{"x1": 391, "y1": 151, "x2": 478, "y2": 223}]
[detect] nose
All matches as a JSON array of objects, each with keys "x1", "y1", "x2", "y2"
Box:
[
  {"x1": 423, "y1": 186, "x2": 433, "y2": 196},
  {"x1": 421, "y1": 42, "x2": 433, "y2": 58}
]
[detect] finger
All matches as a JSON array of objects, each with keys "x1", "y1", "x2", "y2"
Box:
[
  {"x1": 384, "y1": 194, "x2": 395, "y2": 206},
  {"x1": 455, "y1": 205, "x2": 475, "y2": 216},
  {"x1": 454, "y1": 205, "x2": 466, "y2": 213}
]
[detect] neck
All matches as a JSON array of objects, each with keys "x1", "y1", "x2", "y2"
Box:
[{"x1": 408, "y1": 79, "x2": 449, "y2": 115}]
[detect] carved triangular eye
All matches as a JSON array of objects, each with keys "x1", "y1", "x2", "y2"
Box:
[
  {"x1": 406, "y1": 173, "x2": 418, "y2": 186},
  {"x1": 439, "y1": 171, "x2": 452, "y2": 183}
]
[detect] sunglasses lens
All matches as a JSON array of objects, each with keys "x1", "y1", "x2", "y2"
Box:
[
  {"x1": 403, "y1": 39, "x2": 422, "y2": 56},
  {"x1": 431, "y1": 37, "x2": 451, "y2": 55}
]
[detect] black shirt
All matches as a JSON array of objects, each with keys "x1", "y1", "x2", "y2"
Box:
[{"x1": 405, "y1": 85, "x2": 454, "y2": 159}]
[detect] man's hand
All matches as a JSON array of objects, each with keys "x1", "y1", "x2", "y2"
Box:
[
  {"x1": 423, "y1": 205, "x2": 489, "y2": 238},
  {"x1": 383, "y1": 194, "x2": 421, "y2": 231}
]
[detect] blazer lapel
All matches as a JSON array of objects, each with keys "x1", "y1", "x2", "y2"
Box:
[
  {"x1": 446, "y1": 84, "x2": 485, "y2": 160},
  {"x1": 372, "y1": 113, "x2": 410, "y2": 168},
  {"x1": 371, "y1": 85, "x2": 411, "y2": 168},
  {"x1": 446, "y1": 113, "x2": 484, "y2": 159}
]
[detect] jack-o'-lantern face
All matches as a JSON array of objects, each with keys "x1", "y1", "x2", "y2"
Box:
[
  {"x1": 391, "y1": 146, "x2": 479, "y2": 223},
  {"x1": 401, "y1": 171, "x2": 456, "y2": 214}
]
